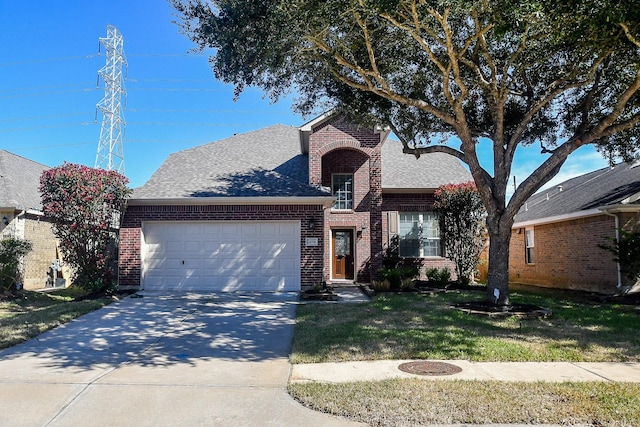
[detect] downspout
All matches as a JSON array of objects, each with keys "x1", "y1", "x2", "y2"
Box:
[{"x1": 602, "y1": 209, "x2": 623, "y2": 291}]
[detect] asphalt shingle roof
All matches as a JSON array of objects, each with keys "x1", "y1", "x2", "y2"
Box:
[
  {"x1": 133, "y1": 125, "x2": 327, "y2": 199},
  {"x1": 514, "y1": 161, "x2": 640, "y2": 223},
  {"x1": 133, "y1": 124, "x2": 472, "y2": 199},
  {"x1": 0, "y1": 150, "x2": 49, "y2": 211},
  {"x1": 381, "y1": 140, "x2": 471, "y2": 189}
]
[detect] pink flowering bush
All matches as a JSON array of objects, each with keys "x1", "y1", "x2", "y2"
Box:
[
  {"x1": 40, "y1": 163, "x2": 131, "y2": 294},
  {"x1": 434, "y1": 182, "x2": 487, "y2": 285}
]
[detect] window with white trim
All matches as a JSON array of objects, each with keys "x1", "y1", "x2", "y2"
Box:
[
  {"x1": 525, "y1": 228, "x2": 535, "y2": 264},
  {"x1": 332, "y1": 174, "x2": 353, "y2": 210},
  {"x1": 398, "y1": 212, "x2": 441, "y2": 257}
]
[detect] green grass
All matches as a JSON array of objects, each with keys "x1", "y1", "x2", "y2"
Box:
[
  {"x1": 291, "y1": 290, "x2": 640, "y2": 363},
  {"x1": 289, "y1": 380, "x2": 640, "y2": 427},
  {"x1": 0, "y1": 288, "x2": 112, "y2": 349},
  {"x1": 290, "y1": 287, "x2": 640, "y2": 426}
]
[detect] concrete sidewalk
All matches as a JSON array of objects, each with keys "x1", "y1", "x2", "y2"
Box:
[{"x1": 291, "y1": 359, "x2": 640, "y2": 384}]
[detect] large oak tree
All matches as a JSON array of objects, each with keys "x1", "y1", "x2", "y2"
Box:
[{"x1": 172, "y1": 0, "x2": 640, "y2": 304}]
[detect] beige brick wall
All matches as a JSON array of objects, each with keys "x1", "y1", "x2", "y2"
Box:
[{"x1": 22, "y1": 216, "x2": 70, "y2": 290}]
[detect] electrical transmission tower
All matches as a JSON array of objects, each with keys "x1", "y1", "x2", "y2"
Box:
[{"x1": 95, "y1": 25, "x2": 127, "y2": 174}]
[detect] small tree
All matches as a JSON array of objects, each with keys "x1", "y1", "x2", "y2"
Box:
[
  {"x1": 434, "y1": 182, "x2": 486, "y2": 285},
  {"x1": 40, "y1": 163, "x2": 131, "y2": 295},
  {"x1": 0, "y1": 237, "x2": 33, "y2": 291},
  {"x1": 599, "y1": 229, "x2": 640, "y2": 287}
]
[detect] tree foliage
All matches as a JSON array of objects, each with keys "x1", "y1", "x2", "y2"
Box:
[
  {"x1": 40, "y1": 164, "x2": 131, "y2": 295},
  {"x1": 434, "y1": 182, "x2": 487, "y2": 285},
  {"x1": 0, "y1": 237, "x2": 32, "y2": 291},
  {"x1": 599, "y1": 229, "x2": 640, "y2": 286},
  {"x1": 172, "y1": 0, "x2": 640, "y2": 304}
]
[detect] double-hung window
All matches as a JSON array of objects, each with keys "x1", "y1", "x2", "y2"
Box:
[
  {"x1": 525, "y1": 228, "x2": 535, "y2": 264},
  {"x1": 332, "y1": 174, "x2": 353, "y2": 210},
  {"x1": 398, "y1": 212, "x2": 441, "y2": 257}
]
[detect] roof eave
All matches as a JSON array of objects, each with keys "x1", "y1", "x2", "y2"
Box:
[
  {"x1": 128, "y1": 196, "x2": 335, "y2": 208},
  {"x1": 381, "y1": 187, "x2": 437, "y2": 194},
  {"x1": 599, "y1": 204, "x2": 640, "y2": 214},
  {"x1": 299, "y1": 110, "x2": 336, "y2": 154},
  {"x1": 513, "y1": 208, "x2": 603, "y2": 228}
]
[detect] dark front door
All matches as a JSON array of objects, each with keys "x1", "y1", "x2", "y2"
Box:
[{"x1": 332, "y1": 229, "x2": 354, "y2": 280}]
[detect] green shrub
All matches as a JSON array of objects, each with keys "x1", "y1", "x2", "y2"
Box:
[
  {"x1": 401, "y1": 277, "x2": 415, "y2": 290},
  {"x1": 380, "y1": 266, "x2": 419, "y2": 289},
  {"x1": 426, "y1": 267, "x2": 451, "y2": 287},
  {"x1": 371, "y1": 280, "x2": 391, "y2": 292},
  {"x1": 599, "y1": 229, "x2": 640, "y2": 285},
  {"x1": 0, "y1": 237, "x2": 33, "y2": 291}
]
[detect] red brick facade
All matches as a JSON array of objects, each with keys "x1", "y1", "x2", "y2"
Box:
[
  {"x1": 308, "y1": 119, "x2": 385, "y2": 283},
  {"x1": 509, "y1": 212, "x2": 640, "y2": 294}
]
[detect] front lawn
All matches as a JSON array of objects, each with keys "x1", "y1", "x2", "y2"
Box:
[
  {"x1": 289, "y1": 379, "x2": 640, "y2": 427},
  {"x1": 0, "y1": 288, "x2": 112, "y2": 349},
  {"x1": 290, "y1": 288, "x2": 640, "y2": 426},
  {"x1": 291, "y1": 289, "x2": 640, "y2": 363}
]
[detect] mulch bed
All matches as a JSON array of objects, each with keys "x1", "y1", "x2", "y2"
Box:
[{"x1": 453, "y1": 300, "x2": 552, "y2": 318}]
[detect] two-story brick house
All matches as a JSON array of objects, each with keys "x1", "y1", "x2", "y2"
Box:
[{"x1": 118, "y1": 113, "x2": 470, "y2": 292}]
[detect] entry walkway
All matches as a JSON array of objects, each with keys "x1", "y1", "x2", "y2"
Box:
[{"x1": 291, "y1": 359, "x2": 640, "y2": 383}]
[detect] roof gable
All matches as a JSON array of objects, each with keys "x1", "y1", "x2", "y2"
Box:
[{"x1": 0, "y1": 150, "x2": 49, "y2": 210}]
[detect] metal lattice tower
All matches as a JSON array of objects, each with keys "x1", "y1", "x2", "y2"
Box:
[{"x1": 95, "y1": 25, "x2": 127, "y2": 174}]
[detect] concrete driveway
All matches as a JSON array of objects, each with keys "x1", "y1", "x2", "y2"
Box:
[{"x1": 0, "y1": 292, "x2": 363, "y2": 427}]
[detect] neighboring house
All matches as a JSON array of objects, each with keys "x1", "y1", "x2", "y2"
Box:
[
  {"x1": 510, "y1": 161, "x2": 640, "y2": 294},
  {"x1": 0, "y1": 150, "x2": 71, "y2": 289},
  {"x1": 118, "y1": 113, "x2": 471, "y2": 292}
]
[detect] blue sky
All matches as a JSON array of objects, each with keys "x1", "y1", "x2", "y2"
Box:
[{"x1": 1, "y1": 0, "x2": 608, "y2": 195}]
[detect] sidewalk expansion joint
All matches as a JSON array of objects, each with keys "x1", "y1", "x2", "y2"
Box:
[{"x1": 570, "y1": 363, "x2": 613, "y2": 382}]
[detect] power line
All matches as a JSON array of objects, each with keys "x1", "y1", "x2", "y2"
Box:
[
  {"x1": 0, "y1": 82, "x2": 92, "y2": 93},
  {"x1": 0, "y1": 55, "x2": 99, "y2": 67},
  {"x1": 0, "y1": 52, "x2": 207, "y2": 67},
  {"x1": 0, "y1": 123, "x2": 95, "y2": 132},
  {"x1": 0, "y1": 112, "x2": 94, "y2": 122},
  {"x1": 3, "y1": 138, "x2": 212, "y2": 151},
  {"x1": 0, "y1": 88, "x2": 100, "y2": 99}
]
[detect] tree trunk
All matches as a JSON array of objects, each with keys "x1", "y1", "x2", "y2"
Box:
[{"x1": 485, "y1": 220, "x2": 512, "y2": 306}]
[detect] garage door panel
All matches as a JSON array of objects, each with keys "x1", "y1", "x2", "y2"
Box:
[
  {"x1": 202, "y1": 223, "x2": 222, "y2": 235},
  {"x1": 146, "y1": 257, "x2": 183, "y2": 269},
  {"x1": 240, "y1": 223, "x2": 259, "y2": 236},
  {"x1": 221, "y1": 224, "x2": 240, "y2": 236},
  {"x1": 183, "y1": 241, "x2": 202, "y2": 253},
  {"x1": 143, "y1": 221, "x2": 300, "y2": 291},
  {"x1": 277, "y1": 223, "x2": 298, "y2": 237},
  {"x1": 259, "y1": 223, "x2": 278, "y2": 237},
  {"x1": 145, "y1": 242, "x2": 184, "y2": 256}
]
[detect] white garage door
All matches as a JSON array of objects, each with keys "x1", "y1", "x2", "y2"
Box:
[{"x1": 142, "y1": 221, "x2": 301, "y2": 292}]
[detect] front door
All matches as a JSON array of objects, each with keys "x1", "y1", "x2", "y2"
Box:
[{"x1": 332, "y1": 229, "x2": 354, "y2": 280}]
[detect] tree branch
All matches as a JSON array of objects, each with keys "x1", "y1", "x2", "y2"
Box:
[
  {"x1": 402, "y1": 143, "x2": 466, "y2": 162},
  {"x1": 621, "y1": 22, "x2": 640, "y2": 48}
]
